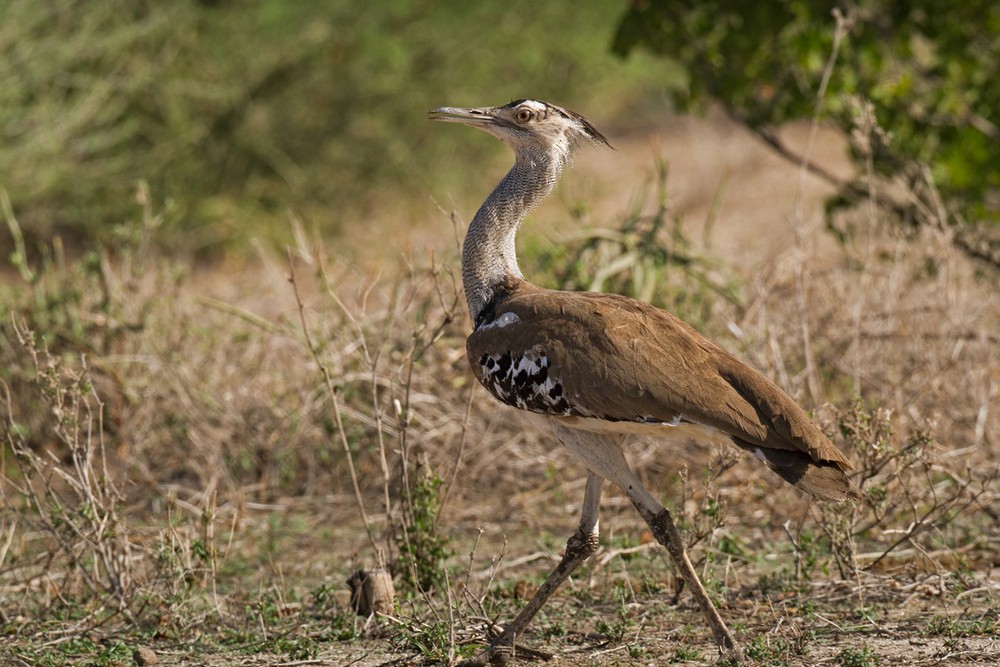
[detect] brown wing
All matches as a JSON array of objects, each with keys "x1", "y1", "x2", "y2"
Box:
[{"x1": 467, "y1": 285, "x2": 851, "y2": 471}]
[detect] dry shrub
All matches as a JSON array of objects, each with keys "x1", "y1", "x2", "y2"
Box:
[
  {"x1": 0, "y1": 205, "x2": 485, "y2": 633},
  {"x1": 2, "y1": 327, "x2": 135, "y2": 619}
]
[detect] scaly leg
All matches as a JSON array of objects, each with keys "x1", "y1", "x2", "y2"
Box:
[
  {"x1": 460, "y1": 472, "x2": 604, "y2": 666},
  {"x1": 556, "y1": 425, "x2": 743, "y2": 662}
]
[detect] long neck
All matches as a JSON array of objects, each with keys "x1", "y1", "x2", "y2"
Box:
[{"x1": 462, "y1": 151, "x2": 565, "y2": 322}]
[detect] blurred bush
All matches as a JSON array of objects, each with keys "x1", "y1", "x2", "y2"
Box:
[
  {"x1": 614, "y1": 1, "x2": 1000, "y2": 229},
  {"x1": 0, "y1": 0, "x2": 680, "y2": 254}
]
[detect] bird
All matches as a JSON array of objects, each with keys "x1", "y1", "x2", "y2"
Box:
[{"x1": 429, "y1": 99, "x2": 859, "y2": 665}]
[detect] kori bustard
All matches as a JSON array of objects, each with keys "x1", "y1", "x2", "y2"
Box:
[{"x1": 430, "y1": 99, "x2": 858, "y2": 665}]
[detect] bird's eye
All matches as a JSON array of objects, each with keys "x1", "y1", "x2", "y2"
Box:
[{"x1": 515, "y1": 108, "x2": 533, "y2": 123}]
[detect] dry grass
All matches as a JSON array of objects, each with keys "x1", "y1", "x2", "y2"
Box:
[{"x1": 1, "y1": 118, "x2": 998, "y2": 666}]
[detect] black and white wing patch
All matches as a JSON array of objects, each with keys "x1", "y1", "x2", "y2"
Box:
[{"x1": 476, "y1": 345, "x2": 575, "y2": 415}]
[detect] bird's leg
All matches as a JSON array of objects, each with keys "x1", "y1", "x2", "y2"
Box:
[
  {"x1": 556, "y1": 426, "x2": 743, "y2": 662},
  {"x1": 459, "y1": 472, "x2": 604, "y2": 667},
  {"x1": 632, "y1": 500, "x2": 743, "y2": 663}
]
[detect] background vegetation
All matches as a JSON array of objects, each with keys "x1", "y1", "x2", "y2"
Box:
[
  {"x1": 615, "y1": 0, "x2": 1000, "y2": 261},
  {"x1": 1, "y1": 2, "x2": 998, "y2": 666},
  {"x1": 0, "y1": 0, "x2": 679, "y2": 252}
]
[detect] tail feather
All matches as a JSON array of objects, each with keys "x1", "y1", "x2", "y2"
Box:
[{"x1": 737, "y1": 441, "x2": 860, "y2": 502}]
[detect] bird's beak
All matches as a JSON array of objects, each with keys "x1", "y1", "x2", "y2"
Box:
[{"x1": 428, "y1": 106, "x2": 496, "y2": 127}]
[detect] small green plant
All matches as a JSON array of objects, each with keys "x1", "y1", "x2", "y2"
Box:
[
  {"x1": 671, "y1": 452, "x2": 738, "y2": 604},
  {"x1": 253, "y1": 592, "x2": 285, "y2": 627},
  {"x1": 539, "y1": 620, "x2": 567, "y2": 638},
  {"x1": 923, "y1": 612, "x2": 1000, "y2": 638},
  {"x1": 392, "y1": 617, "x2": 471, "y2": 663},
  {"x1": 639, "y1": 573, "x2": 666, "y2": 595},
  {"x1": 594, "y1": 590, "x2": 635, "y2": 645},
  {"x1": 669, "y1": 645, "x2": 701, "y2": 662},
  {"x1": 836, "y1": 644, "x2": 881, "y2": 667},
  {"x1": 626, "y1": 642, "x2": 646, "y2": 658},
  {"x1": 744, "y1": 631, "x2": 810, "y2": 666},
  {"x1": 323, "y1": 608, "x2": 360, "y2": 642},
  {"x1": 396, "y1": 468, "x2": 453, "y2": 593},
  {"x1": 271, "y1": 635, "x2": 319, "y2": 661}
]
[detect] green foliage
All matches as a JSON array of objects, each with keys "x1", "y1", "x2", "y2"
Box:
[
  {"x1": 5, "y1": 638, "x2": 133, "y2": 667},
  {"x1": 83, "y1": 641, "x2": 133, "y2": 667},
  {"x1": 614, "y1": 1, "x2": 1000, "y2": 225},
  {"x1": 592, "y1": 586, "x2": 644, "y2": 658},
  {"x1": 396, "y1": 470, "x2": 452, "y2": 593},
  {"x1": 326, "y1": 611, "x2": 361, "y2": 643},
  {"x1": 392, "y1": 617, "x2": 474, "y2": 663},
  {"x1": 539, "y1": 619, "x2": 567, "y2": 638},
  {"x1": 594, "y1": 600, "x2": 632, "y2": 643},
  {"x1": 744, "y1": 631, "x2": 810, "y2": 665},
  {"x1": 922, "y1": 611, "x2": 1000, "y2": 638},
  {"x1": 669, "y1": 645, "x2": 702, "y2": 663},
  {"x1": 310, "y1": 583, "x2": 361, "y2": 641},
  {"x1": 836, "y1": 644, "x2": 882, "y2": 667},
  {"x1": 270, "y1": 635, "x2": 320, "y2": 661},
  {"x1": 1, "y1": 0, "x2": 677, "y2": 252},
  {"x1": 0, "y1": 183, "x2": 169, "y2": 366}
]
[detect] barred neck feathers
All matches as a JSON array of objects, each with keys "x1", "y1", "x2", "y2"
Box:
[
  {"x1": 462, "y1": 151, "x2": 565, "y2": 323},
  {"x1": 427, "y1": 98, "x2": 611, "y2": 325}
]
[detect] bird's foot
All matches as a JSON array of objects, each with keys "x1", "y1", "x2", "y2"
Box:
[
  {"x1": 457, "y1": 637, "x2": 552, "y2": 666},
  {"x1": 715, "y1": 643, "x2": 745, "y2": 665},
  {"x1": 456, "y1": 642, "x2": 512, "y2": 667}
]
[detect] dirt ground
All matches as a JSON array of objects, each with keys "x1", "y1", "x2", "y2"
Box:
[{"x1": 154, "y1": 501, "x2": 1000, "y2": 666}]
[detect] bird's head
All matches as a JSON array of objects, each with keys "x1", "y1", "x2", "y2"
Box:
[{"x1": 429, "y1": 99, "x2": 611, "y2": 163}]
